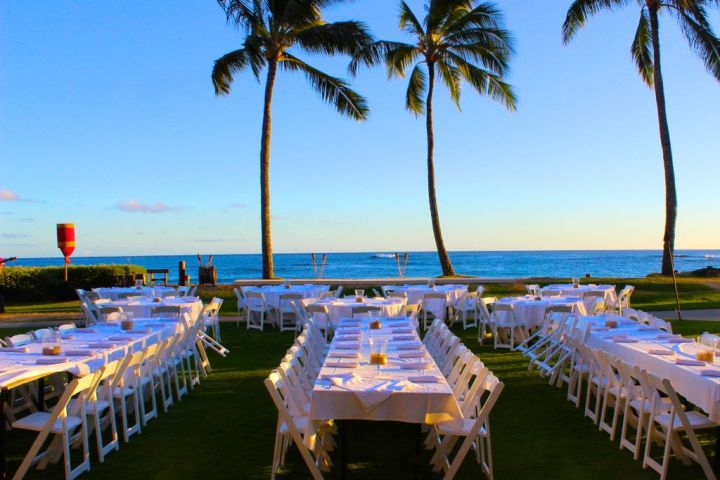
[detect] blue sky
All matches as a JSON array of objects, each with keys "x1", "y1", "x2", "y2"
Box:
[{"x1": 1, "y1": 1, "x2": 718, "y2": 258}]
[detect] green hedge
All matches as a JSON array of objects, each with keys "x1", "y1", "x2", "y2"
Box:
[{"x1": 0, "y1": 265, "x2": 147, "y2": 303}]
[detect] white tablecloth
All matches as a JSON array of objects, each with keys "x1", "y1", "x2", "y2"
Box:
[
  {"x1": 104, "y1": 297, "x2": 203, "y2": 321},
  {"x1": 303, "y1": 297, "x2": 405, "y2": 327},
  {"x1": 541, "y1": 284, "x2": 617, "y2": 310},
  {"x1": 306, "y1": 317, "x2": 462, "y2": 448},
  {"x1": 93, "y1": 286, "x2": 176, "y2": 300},
  {"x1": 583, "y1": 315, "x2": 720, "y2": 423},
  {"x1": 495, "y1": 296, "x2": 588, "y2": 329},
  {"x1": 0, "y1": 319, "x2": 182, "y2": 391},
  {"x1": 384, "y1": 285, "x2": 467, "y2": 321},
  {"x1": 243, "y1": 285, "x2": 330, "y2": 308}
]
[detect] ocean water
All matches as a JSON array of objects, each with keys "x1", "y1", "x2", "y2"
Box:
[{"x1": 8, "y1": 250, "x2": 720, "y2": 284}]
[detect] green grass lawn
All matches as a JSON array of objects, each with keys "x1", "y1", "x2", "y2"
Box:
[{"x1": 4, "y1": 320, "x2": 718, "y2": 479}]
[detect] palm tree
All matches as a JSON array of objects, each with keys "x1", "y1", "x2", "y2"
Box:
[
  {"x1": 380, "y1": 0, "x2": 516, "y2": 276},
  {"x1": 563, "y1": 0, "x2": 720, "y2": 275},
  {"x1": 212, "y1": 0, "x2": 373, "y2": 279}
]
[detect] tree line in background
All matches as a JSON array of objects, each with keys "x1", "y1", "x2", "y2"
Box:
[{"x1": 211, "y1": 0, "x2": 720, "y2": 280}]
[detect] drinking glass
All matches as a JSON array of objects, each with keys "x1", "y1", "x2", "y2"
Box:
[
  {"x1": 355, "y1": 289, "x2": 364, "y2": 302},
  {"x1": 42, "y1": 329, "x2": 62, "y2": 356},
  {"x1": 368, "y1": 337, "x2": 388, "y2": 373}
]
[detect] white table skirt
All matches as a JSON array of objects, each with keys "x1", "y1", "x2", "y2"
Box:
[
  {"x1": 105, "y1": 297, "x2": 203, "y2": 321},
  {"x1": 303, "y1": 298, "x2": 406, "y2": 327},
  {"x1": 0, "y1": 319, "x2": 181, "y2": 390},
  {"x1": 306, "y1": 317, "x2": 462, "y2": 448},
  {"x1": 384, "y1": 286, "x2": 467, "y2": 321},
  {"x1": 541, "y1": 284, "x2": 617, "y2": 310},
  {"x1": 94, "y1": 286, "x2": 177, "y2": 300},
  {"x1": 244, "y1": 285, "x2": 330, "y2": 309},
  {"x1": 495, "y1": 296, "x2": 588, "y2": 329},
  {"x1": 583, "y1": 316, "x2": 720, "y2": 423}
]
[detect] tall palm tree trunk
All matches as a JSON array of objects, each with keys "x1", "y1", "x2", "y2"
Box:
[
  {"x1": 425, "y1": 62, "x2": 455, "y2": 277},
  {"x1": 649, "y1": 6, "x2": 678, "y2": 276},
  {"x1": 260, "y1": 59, "x2": 278, "y2": 279}
]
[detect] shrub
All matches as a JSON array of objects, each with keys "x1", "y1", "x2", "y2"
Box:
[{"x1": 0, "y1": 265, "x2": 147, "y2": 303}]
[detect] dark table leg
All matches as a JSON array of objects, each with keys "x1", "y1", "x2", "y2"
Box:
[
  {"x1": 715, "y1": 426, "x2": 720, "y2": 471},
  {"x1": 36, "y1": 378, "x2": 45, "y2": 411},
  {"x1": 0, "y1": 389, "x2": 6, "y2": 479},
  {"x1": 414, "y1": 423, "x2": 422, "y2": 479},
  {"x1": 340, "y1": 420, "x2": 347, "y2": 479}
]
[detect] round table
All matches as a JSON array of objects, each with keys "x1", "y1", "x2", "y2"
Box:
[
  {"x1": 494, "y1": 296, "x2": 588, "y2": 329},
  {"x1": 540, "y1": 284, "x2": 617, "y2": 311},
  {"x1": 243, "y1": 285, "x2": 330, "y2": 308},
  {"x1": 93, "y1": 286, "x2": 177, "y2": 300},
  {"x1": 104, "y1": 297, "x2": 203, "y2": 321},
  {"x1": 383, "y1": 285, "x2": 467, "y2": 320},
  {"x1": 304, "y1": 297, "x2": 406, "y2": 327}
]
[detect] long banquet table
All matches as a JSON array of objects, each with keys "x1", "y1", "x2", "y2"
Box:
[
  {"x1": 243, "y1": 285, "x2": 330, "y2": 308},
  {"x1": 583, "y1": 315, "x2": 720, "y2": 423},
  {"x1": 541, "y1": 284, "x2": 617, "y2": 310},
  {"x1": 306, "y1": 316, "x2": 463, "y2": 453},
  {"x1": 0, "y1": 316, "x2": 187, "y2": 476}
]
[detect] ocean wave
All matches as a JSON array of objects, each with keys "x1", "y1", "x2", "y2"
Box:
[
  {"x1": 372, "y1": 254, "x2": 396, "y2": 259},
  {"x1": 706, "y1": 255, "x2": 720, "y2": 259}
]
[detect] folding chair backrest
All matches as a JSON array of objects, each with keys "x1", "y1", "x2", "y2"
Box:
[
  {"x1": 30, "y1": 328, "x2": 54, "y2": 341},
  {"x1": 6, "y1": 333, "x2": 33, "y2": 347}
]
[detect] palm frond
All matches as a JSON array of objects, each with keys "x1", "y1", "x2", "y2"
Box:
[
  {"x1": 244, "y1": 34, "x2": 267, "y2": 79},
  {"x1": 436, "y1": 60, "x2": 462, "y2": 109},
  {"x1": 399, "y1": 1, "x2": 425, "y2": 36},
  {"x1": 562, "y1": 0, "x2": 630, "y2": 44},
  {"x1": 212, "y1": 48, "x2": 250, "y2": 95},
  {"x1": 448, "y1": 52, "x2": 516, "y2": 110},
  {"x1": 280, "y1": 52, "x2": 369, "y2": 120},
  {"x1": 426, "y1": 0, "x2": 472, "y2": 34},
  {"x1": 384, "y1": 43, "x2": 421, "y2": 78},
  {"x1": 676, "y1": 5, "x2": 720, "y2": 81},
  {"x1": 349, "y1": 40, "x2": 410, "y2": 76},
  {"x1": 405, "y1": 63, "x2": 427, "y2": 114},
  {"x1": 294, "y1": 21, "x2": 373, "y2": 57},
  {"x1": 442, "y1": 1, "x2": 504, "y2": 36},
  {"x1": 218, "y1": 0, "x2": 265, "y2": 31},
  {"x1": 631, "y1": 7, "x2": 654, "y2": 86}
]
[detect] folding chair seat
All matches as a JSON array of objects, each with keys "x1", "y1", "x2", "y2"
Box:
[
  {"x1": 246, "y1": 292, "x2": 274, "y2": 331},
  {"x1": 643, "y1": 373, "x2": 718, "y2": 480},
  {"x1": 12, "y1": 370, "x2": 103, "y2": 480}
]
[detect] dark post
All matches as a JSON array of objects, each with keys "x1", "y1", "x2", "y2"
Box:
[{"x1": 179, "y1": 261, "x2": 186, "y2": 286}]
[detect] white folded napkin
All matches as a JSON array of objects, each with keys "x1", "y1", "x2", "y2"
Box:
[
  {"x1": 339, "y1": 322, "x2": 361, "y2": 328},
  {"x1": 613, "y1": 338, "x2": 638, "y2": 343},
  {"x1": 126, "y1": 329, "x2": 153, "y2": 334},
  {"x1": 664, "y1": 337, "x2": 692, "y2": 344},
  {"x1": 702, "y1": 369, "x2": 720, "y2": 377},
  {"x1": 656, "y1": 333, "x2": 678, "y2": 339},
  {"x1": 391, "y1": 329, "x2": 414, "y2": 335},
  {"x1": 336, "y1": 335, "x2": 360, "y2": 342},
  {"x1": 36, "y1": 357, "x2": 69, "y2": 364},
  {"x1": 336, "y1": 328, "x2": 361, "y2": 335},
  {"x1": 108, "y1": 335, "x2": 136, "y2": 341},
  {"x1": 638, "y1": 326, "x2": 659, "y2": 332},
  {"x1": 398, "y1": 352, "x2": 425, "y2": 359},
  {"x1": 325, "y1": 361, "x2": 359, "y2": 369},
  {"x1": 65, "y1": 349, "x2": 97, "y2": 356},
  {"x1": 0, "y1": 347, "x2": 29, "y2": 353},
  {"x1": 392, "y1": 335, "x2": 416, "y2": 342},
  {"x1": 335, "y1": 342, "x2": 360, "y2": 350},
  {"x1": 676, "y1": 358, "x2": 706, "y2": 366},
  {"x1": 73, "y1": 329, "x2": 98, "y2": 334},
  {"x1": 352, "y1": 379, "x2": 414, "y2": 412},
  {"x1": 408, "y1": 375, "x2": 442, "y2": 383},
  {"x1": 396, "y1": 343, "x2": 423, "y2": 350},
  {"x1": 88, "y1": 342, "x2": 118, "y2": 348},
  {"x1": 648, "y1": 349, "x2": 674, "y2": 356},
  {"x1": 591, "y1": 327, "x2": 610, "y2": 332},
  {"x1": 397, "y1": 361, "x2": 431, "y2": 370},
  {"x1": 328, "y1": 351, "x2": 360, "y2": 359}
]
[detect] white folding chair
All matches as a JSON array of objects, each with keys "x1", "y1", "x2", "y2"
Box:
[
  {"x1": 12, "y1": 370, "x2": 102, "y2": 480},
  {"x1": 420, "y1": 293, "x2": 448, "y2": 330},
  {"x1": 489, "y1": 304, "x2": 523, "y2": 350},
  {"x1": 643, "y1": 373, "x2": 718, "y2": 480},
  {"x1": 278, "y1": 293, "x2": 303, "y2": 332},
  {"x1": 245, "y1": 292, "x2": 274, "y2": 331},
  {"x1": 233, "y1": 287, "x2": 247, "y2": 326}
]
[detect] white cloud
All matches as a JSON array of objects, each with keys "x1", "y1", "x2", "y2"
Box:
[
  {"x1": 114, "y1": 200, "x2": 183, "y2": 214},
  {"x1": 0, "y1": 189, "x2": 20, "y2": 201}
]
